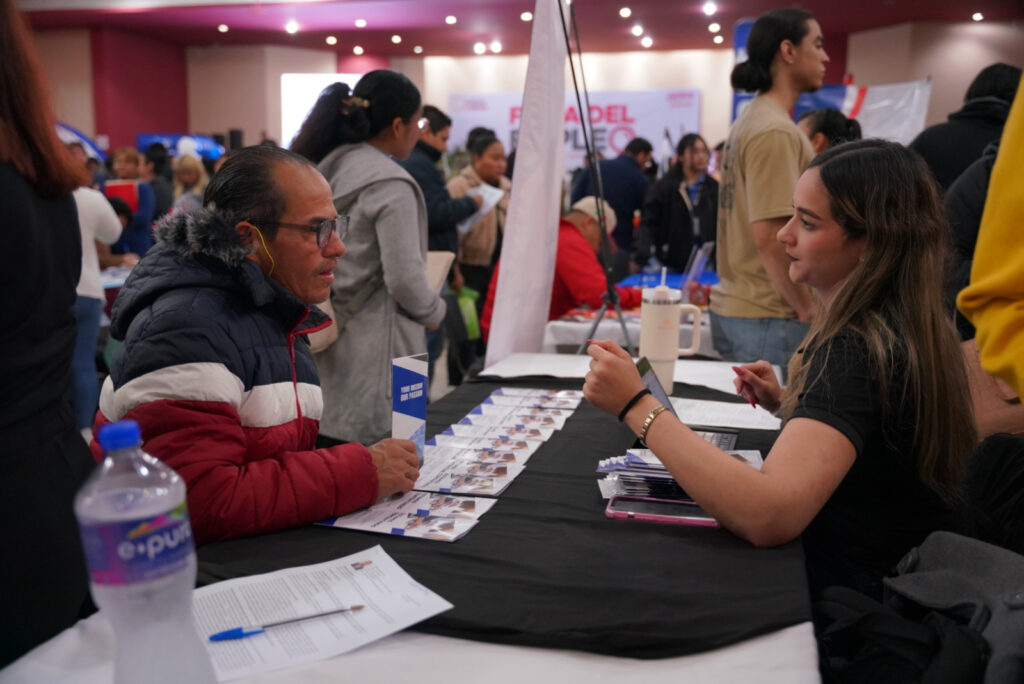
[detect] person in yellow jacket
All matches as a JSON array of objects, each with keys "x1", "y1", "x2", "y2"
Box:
[{"x1": 958, "y1": 86, "x2": 1024, "y2": 396}]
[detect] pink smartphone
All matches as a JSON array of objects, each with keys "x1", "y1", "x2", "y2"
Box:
[{"x1": 605, "y1": 495, "x2": 720, "y2": 527}]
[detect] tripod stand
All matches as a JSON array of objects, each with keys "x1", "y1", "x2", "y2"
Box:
[{"x1": 557, "y1": 3, "x2": 636, "y2": 357}]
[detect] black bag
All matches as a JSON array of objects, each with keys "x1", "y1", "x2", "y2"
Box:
[
  {"x1": 817, "y1": 530, "x2": 1024, "y2": 684},
  {"x1": 816, "y1": 585, "x2": 988, "y2": 684}
]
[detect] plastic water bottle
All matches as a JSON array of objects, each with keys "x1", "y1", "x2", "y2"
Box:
[{"x1": 75, "y1": 420, "x2": 216, "y2": 684}]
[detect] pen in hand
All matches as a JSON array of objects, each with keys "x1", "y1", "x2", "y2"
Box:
[
  {"x1": 731, "y1": 366, "x2": 759, "y2": 409},
  {"x1": 209, "y1": 605, "x2": 365, "y2": 641}
]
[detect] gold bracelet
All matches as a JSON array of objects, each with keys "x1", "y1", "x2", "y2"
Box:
[{"x1": 639, "y1": 405, "x2": 669, "y2": 446}]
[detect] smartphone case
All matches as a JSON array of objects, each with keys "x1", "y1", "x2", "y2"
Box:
[{"x1": 605, "y1": 496, "x2": 720, "y2": 528}]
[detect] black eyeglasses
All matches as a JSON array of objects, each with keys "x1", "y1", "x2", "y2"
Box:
[{"x1": 248, "y1": 215, "x2": 350, "y2": 248}]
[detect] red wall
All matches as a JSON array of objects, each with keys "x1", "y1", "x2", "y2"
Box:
[
  {"x1": 91, "y1": 28, "x2": 188, "y2": 150},
  {"x1": 825, "y1": 33, "x2": 848, "y2": 84},
  {"x1": 336, "y1": 53, "x2": 390, "y2": 75}
]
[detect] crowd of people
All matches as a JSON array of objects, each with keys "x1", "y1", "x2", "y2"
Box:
[{"x1": 2, "y1": 0, "x2": 1022, "y2": 669}]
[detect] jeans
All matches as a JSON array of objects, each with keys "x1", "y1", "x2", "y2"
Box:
[
  {"x1": 71, "y1": 296, "x2": 104, "y2": 430},
  {"x1": 710, "y1": 312, "x2": 809, "y2": 371}
]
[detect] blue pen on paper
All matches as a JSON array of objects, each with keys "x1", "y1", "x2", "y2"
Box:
[{"x1": 208, "y1": 605, "x2": 365, "y2": 641}]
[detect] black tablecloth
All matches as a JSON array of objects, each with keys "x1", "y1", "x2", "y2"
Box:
[{"x1": 197, "y1": 375, "x2": 811, "y2": 658}]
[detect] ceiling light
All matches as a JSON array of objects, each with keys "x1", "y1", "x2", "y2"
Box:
[
  {"x1": 354, "y1": 19, "x2": 367, "y2": 28},
  {"x1": 521, "y1": 11, "x2": 533, "y2": 21},
  {"x1": 414, "y1": 45, "x2": 423, "y2": 54},
  {"x1": 972, "y1": 12, "x2": 984, "y2": 21},
  {"x1": 713, "y1": 35, "x2": 724, "y2": 44},
  {"x1": 640, "y1": 35, "x2": 653, "y2": 48},
  {"x1": 391, "y1": 34, "x2": 402, "y2": 44},
  {"x1": 619, "y1": 7, "x2": 631, "y2": 18},
  {"x1": 490, "y1": 40, "x2": 502, "y2": 53},
  {"x1": 353, "y1": 45, "x2": 364, "y2": 55},
  {"x1": 473, "y1": 42, "x2": 486, "y2": 55},
  {"x1": 708, "y1": 22, "x2": 721, "y2": 33},
  {"x1": 325, "y1": 35, "x2": 337, "y2": 45},
  {"x1": 445, "y1": 15, "x2": 457, "y2": 25},
  {"x1": 285, "y1": 20, "x2": 299, "y2": 34},
  {"x1": 631, "y1": 24, "x2": 643, "y2": 37},
  {"x1": 702, "y1": 2, "x2": 717, "y2": 16},
  {"x1": 217, "y1": 24, "x2": 228, "y2": 33}
]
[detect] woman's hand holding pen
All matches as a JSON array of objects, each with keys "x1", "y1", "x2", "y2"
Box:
[{"x1": 732, "y1": 361, "x2": 782, "y2": 413}]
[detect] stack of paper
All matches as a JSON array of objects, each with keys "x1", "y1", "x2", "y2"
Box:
[
  {"x1": 322, "y1": 388, "x2": 583, "y2": 542},
  {"x1": 597, "y1": 448, "x2": 764, "y2": 500}
]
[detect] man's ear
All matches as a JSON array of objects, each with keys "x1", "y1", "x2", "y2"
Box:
[
  {"x1": 236, "y1": 221, "x2": 263, "y2": 264},
  {"x1": 778, "y1": 39, "x2": 797, "y2": 65},
  {"x1": 235, "y1": 220, "x2": 255, "y2": 246}
]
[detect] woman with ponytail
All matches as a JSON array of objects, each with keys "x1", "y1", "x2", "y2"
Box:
[
  {"x1": 585, "y1": 140, "x2": 975, "y2": 601},
  {"x1": 291, "y1": 71, "x2": 445, "y2": 444},
  {"x1": 798, "y1": 108, "x2": 863, "y2": 154}
]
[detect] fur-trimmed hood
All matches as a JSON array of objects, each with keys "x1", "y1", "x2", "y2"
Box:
[{"x1": 152, "y1": 205, "x2": 252, "y2": 267}]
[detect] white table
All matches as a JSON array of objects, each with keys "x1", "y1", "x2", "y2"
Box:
[
  {"x1": 0, "y1": 609, "x2": 819, "y2": 684},
  {"x1": 541, "y1": 317, "x2": 719, "y2": 359}
]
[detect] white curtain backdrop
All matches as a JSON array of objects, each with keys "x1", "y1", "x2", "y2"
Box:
[{"x1": 484, "y1": 0, "x2": 567, "y2": 367}]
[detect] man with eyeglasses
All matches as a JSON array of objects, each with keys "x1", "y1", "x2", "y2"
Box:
[{"x1": 91, "y1": 145, "x2": 420, "y2": 545}]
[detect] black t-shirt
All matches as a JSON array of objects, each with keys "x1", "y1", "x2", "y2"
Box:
[{"x1": 791, "y1": 332, "x2": 953, "y2": 599}]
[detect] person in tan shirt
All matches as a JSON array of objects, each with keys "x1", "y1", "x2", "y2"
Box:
[{"x1": 711, "y1": 8, "x2": 827, "y2": 367}]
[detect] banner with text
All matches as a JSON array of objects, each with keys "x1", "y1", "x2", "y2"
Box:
[{"x1": 448, "y1": 88, "x2": 701, "y2": 172}]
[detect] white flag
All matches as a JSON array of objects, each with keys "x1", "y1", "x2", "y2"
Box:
[{"x1": 484, "y1": 0, "x2": 566, "y2": 368}]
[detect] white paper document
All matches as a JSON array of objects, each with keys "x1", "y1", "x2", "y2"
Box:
[
  {"x1": 318, "y1": 491, "x2": 497, "y2": 541},
  {"x1": 444, "y1": 422, "x2": 556, "y2": 441},
  {"x1": 483, "y1": 394, "x2": 582, "y2": 409},
  {"x1": 672, "y1": 360, "x2": 786, "y2": 395},
  {"x1": 464, "y1": 405, "x2": 571, "y2": 429},
  {"x1": 424, "y1": 442, "x2": 533, "y2": 466},
  {"x1": 427, "y1": 434, "x2": 544, "y2": 457},
  {"x1": 414, "y1": 452, "x2": 525, "y2": 496},
  {"x1": 480, "y1": 352, "x2": 593, "y2": 379},
  {"x1": 490, "y1": 387, "x2": 584, "y2": 399},
  {"x1": 669, "y1": 397, "x2": 782, "y2": 430},
  {"x1": 195, "y1": 545, "x2": 452, "y2": 681},
  {"x1": 455, "y1": 183, "x2": 506, "y2": 235}
]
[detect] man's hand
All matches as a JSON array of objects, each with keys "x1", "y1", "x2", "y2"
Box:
[
  {"x1": 471, "y1": 194, "x2": 484, "y2": 208},
  {"x1": 367, "y1": 439, "x2": 420, "y2": 497}
]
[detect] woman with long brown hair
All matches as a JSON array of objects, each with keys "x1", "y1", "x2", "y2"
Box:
[
  {"x1": 0, "y1": 0, "x2": 96, "y2": 665},
  {"x1": 584, "y1": 140, "x2": 975, "y2": 600}
]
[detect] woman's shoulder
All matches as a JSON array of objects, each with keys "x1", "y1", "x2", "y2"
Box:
[{"x1": 811, "y1": 327, "x2": 908, "y2": 378}]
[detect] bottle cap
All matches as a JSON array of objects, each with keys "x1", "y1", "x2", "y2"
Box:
[{"x1": 97, "y1": 420, "x2": 142, "y2": 451}]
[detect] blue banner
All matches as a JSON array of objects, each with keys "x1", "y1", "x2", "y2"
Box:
[{"x1": 135, "y1": 133, "x2": 225, "y2": 160}]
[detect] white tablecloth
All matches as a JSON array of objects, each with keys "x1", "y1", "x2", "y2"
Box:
[
  {"x1": 0, "y1": 609, "x2": 819, "y2": 684},
  {"x1": 541, "y1": 317, "x2": 719, "y2": 359}
]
